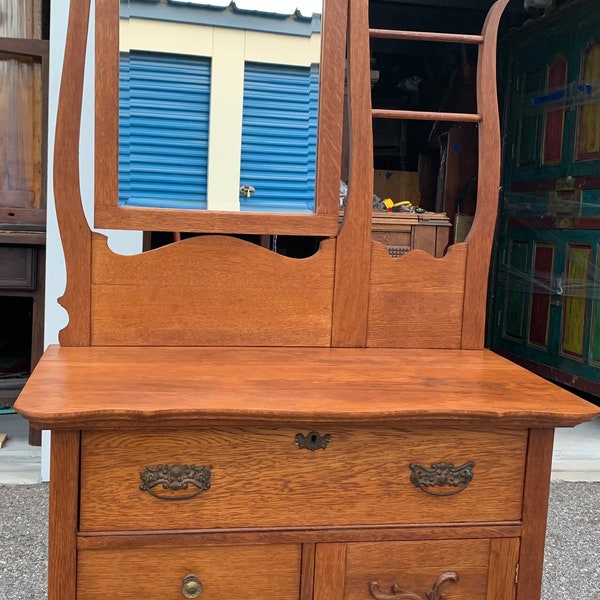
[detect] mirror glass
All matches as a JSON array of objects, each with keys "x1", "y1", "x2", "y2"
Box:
[{"x1": 119, "y1": 0, "x2": 323, "y2": 214}]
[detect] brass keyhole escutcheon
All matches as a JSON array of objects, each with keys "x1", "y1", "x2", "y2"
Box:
[{"x1": 181, "y1": 574, "x2": 203, "y2": 598}]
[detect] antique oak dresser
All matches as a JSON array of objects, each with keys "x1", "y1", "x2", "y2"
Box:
[{"x1": 15, "y1": 1, "x2": 600, "y2": 599}]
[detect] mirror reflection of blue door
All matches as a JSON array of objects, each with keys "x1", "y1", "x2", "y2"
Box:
[
  {"x1": 239, "y1": 63, "x2": 319, "y2": 213},
  {"x1": 119, "y1": 53, "x2": 211, "y2": 209},
  {"x1": 118, "y1": 3, "x2": 322, "y2": 213}
]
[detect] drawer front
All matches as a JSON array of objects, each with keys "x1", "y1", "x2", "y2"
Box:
[
  {"x1": 78, "y1": 543, "x2": 301, "y2": 599},
  {"x1": 343, "y1": 539, "x2": 518, "y2": 600},
  {"x1": 79, "y1": 427, "x2": 527, "y2": 532},
  {"x1": 0, "y1": 246, "x2": 36, "y2": 290}
]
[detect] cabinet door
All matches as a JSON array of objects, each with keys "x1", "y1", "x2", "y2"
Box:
[
  {"x1": 491, "y1": 2, "x2": 600, "y2": 393},
  {"x1": 493, "y1": 227, "x2": 600, "y2": 392},
  {"x1": 78, "y1": 543, "x2": 301, "y2": 600},
  {"x1": 314, "y1": 538, "x2": 519, "y2": 600}
]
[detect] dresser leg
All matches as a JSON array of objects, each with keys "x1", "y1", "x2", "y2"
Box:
[
  {"x1": 48, "y1": 430, "x2": 80, "y2": 600},
  {"x1": 516, "y1": 428, "x2": 554, "y2": 600}
]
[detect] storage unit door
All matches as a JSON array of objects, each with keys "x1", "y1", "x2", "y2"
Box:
[
  {"x1": 239, "y1": 63, "x2": 319, "y2": 213},
  {"x1": 119, "y1": 53, "x2": 211, "y2": 209}
]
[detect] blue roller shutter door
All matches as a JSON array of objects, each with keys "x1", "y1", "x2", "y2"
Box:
[
  {"x1": 240, "y1": 63, "x2": 319, "y2": 213},
  {"x1": 119, "y1": 53, "x2": 211, "y2": 209}
]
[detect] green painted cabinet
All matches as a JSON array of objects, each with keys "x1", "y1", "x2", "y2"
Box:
[{"x1": 491, "y1": 0, "x2": 600, "y2": 396}]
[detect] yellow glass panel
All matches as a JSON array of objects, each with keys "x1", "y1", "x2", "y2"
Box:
[
  {"x1": 562, "y1": 246, "x2": 591, "y2": 357},
  {"x1": 577, "y1": 43, "x2": 600, "y2": 158}
]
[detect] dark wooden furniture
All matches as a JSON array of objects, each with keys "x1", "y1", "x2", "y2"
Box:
[
  {"x1": 370, "y1": 212, "x2": 451, "y2": 257},
  {"x1": 0, "y1": 5, "x2": 49, "y2": 444},
  {"x1": 0, "y1": 231, "x2": 45, "y2": 407},
  {"x1": 15, "y1": 1, "x2": 599, "y2": 599}
]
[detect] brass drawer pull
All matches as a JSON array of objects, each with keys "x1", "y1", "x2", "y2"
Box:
[
  {"x1": 139, "y1": 464, "x2": 211, "y2": 501},
  {"x1": 369, "y1": 571, "x2": 458, "y2": 599},
  {"x1": 295, "y1": 431, "x2": 331, "y2": 451},
  {"x1": 181, "y1": 574, "x2": 203, "y2": 598},
  {"x1": 409, "y1": 461, "x2": 474, "y2": 496}
]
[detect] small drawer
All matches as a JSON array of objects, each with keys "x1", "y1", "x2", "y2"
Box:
[
  {"x1": 343, "y1": 539, "x2": 512, "y2": 600},
  {"x1": 77, "y1": 543, "x2": 301, "y2": 599},
  {"x1": 79, "y1": 426, "x2": 527, "y2": 532},
  {"x1": 0, "y1": 246, "x2": 36, "y2": 290}
]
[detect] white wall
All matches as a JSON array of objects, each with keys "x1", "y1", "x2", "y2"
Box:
[{"x1": 42, "y1": 0, "x2": 142, "y2": 480}]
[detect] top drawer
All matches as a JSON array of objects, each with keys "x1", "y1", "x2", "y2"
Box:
[{"x1": 79, "y1": 426, "x2": 527, "y2": 532}]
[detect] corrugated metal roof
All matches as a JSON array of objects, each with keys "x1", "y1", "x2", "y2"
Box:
[
  {"x1": 167, "y1": 0, "x2": 322, "y2": 18},
  {"x1": 129, "y1": 0, "x2": 322, "y2": 36}
]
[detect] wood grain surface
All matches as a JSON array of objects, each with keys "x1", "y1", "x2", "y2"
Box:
[
  {"x1": 53, "y1": 0, "x2": 93, "y2": 346},
  {"x1": 367, "y1": 244, "x2": 467, "y2": 348},
  {"x1": 76, "y1": 524, "x2": 524, "y2": 550},
  {"x1": 516, "y1": 429, "x2": 554, "y2": 600},
  {"x1": 90, "y1": 234, "x2": 336, "y2": 346},
  {"x1": 344, "y1": 539, "x2": 490, "y2": 600},
  {"x1": 461, "y1": 0, "x2": 511, "y2": 348},
  {"x1": 78, "y1": 426, "x2": 527, "y2": 532},
  {"x1": 77, "y1": 544, "x2": 301, "y2": 599},
  {"x1": 15, "y1": 346, "x2": 600, "y2": 429},
  {"x1": 48, "y1": 431, "x2": 80, "y2": 600},
  {"x1": 331, "y1": 0, "x2": 373, "y2": 347},
  {"x1": 487, "y1": 537, "x2": 520, "y2": 600}
]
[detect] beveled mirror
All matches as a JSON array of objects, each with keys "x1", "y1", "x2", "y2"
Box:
[{"x1": 95, "y1": 0, "x2": 346, "y2": 235}]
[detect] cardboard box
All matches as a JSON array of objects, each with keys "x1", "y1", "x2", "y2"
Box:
[{"x1": 373, "y1": 170, "x2": 420, "y2": 206}]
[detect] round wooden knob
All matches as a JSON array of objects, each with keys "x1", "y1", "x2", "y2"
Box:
[{"x1": 181, "y1": 574, "x2": 203, "y2": 598}]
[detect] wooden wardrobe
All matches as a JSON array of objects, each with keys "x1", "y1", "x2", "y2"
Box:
[{"x1": 15, "y1": 1, "x2": 599, "y2": 599}]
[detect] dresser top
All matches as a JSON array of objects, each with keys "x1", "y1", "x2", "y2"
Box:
[{"x1": 15, "y1": 346, "x2": 599, "y2": 429}]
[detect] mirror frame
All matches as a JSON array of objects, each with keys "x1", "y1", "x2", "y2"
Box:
[{"x1": 94, "y1": 0, "x2": 347, "y2": 235}]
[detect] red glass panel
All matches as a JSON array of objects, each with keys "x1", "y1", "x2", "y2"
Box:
[
  {"x1": 529, "y1": 244, "x2": 554, "y2": 348},
  {"x1": 543, "y1": 57, "x2": 567, "y2": 165}
]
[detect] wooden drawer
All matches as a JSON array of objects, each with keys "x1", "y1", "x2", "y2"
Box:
[
  {"x1": 0, "y1": 246, "x2": 36, "y2": 290},
  {"x1": 79, "y1": 427, "x2": 527, "y2": 532},
  {"x1": 77, "y1": 543, "x2": 301, "y2": 599},
  {"x1": 342, "y1": 538, "x2": 519, "y2": 600}
]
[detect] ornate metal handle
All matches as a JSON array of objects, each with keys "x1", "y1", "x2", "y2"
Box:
[
  {"x1": 295, "y1": 431, "x2": 331, "y2": 451},
  {"x1": 369, "y1": 571, "x2": 459, "y2": 599},
  {"x1": 409, "y1": 461, "x2": 474, "y2": 496},
  {"x1": 181, "y1": 574, "x2": 203, "y2": 598},
  {"x1": 139, "y1": 464, "x2": 211, "y2": 501}
]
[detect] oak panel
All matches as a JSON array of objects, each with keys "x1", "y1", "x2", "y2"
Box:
[
  {"x1": 15, "y1": 346, "x2": 600, "y2": 430},
  {"x1": 516, "y1": 429, "x2": 554, "y2": 600},
  {"x1": 461, "y1": 0, "x2": 511, "y2": 348},
  {"x1": 345, "y1": 539, "x2": 491, "y2": 600},
  {"x1": 77, "y1": 525, "x2": 524, "y2": 550},
  {"x1": 90, "y1": 235, "x2": 336, "y2": 346},
  {"x1": 77, "y1": 543, "x2": 301, "y2": 600},
  {"x1": 331, "y1": 0, "x2": 373, "y2": 347},
  {"x1": 367, "y1": 244, "x2": 467, "y2": 348},
  {"x1": 314, "y1": 544, "x2": 347, "y2": 600},
  {"x1": 48, "y1": 431, "x2": 80, "y2": 600},
  {"x1": 487, "y1": 537, "x2": 519, "y2": 600},
  {"x1": 79, "y1": 427, "x2": 527, "y2": 532}
]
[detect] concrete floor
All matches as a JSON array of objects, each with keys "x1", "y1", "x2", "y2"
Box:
[
  {"x1": 1, "y1": 413, "x2": 598, "y2": 484},
  {"x1": 0, "y1": 415, "x2": 42, "y2": 485}
]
